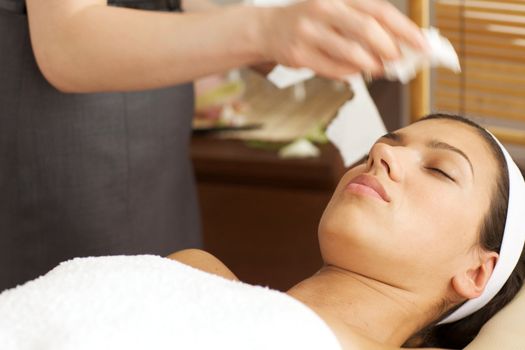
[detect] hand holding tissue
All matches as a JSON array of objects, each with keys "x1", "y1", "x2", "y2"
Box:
[
  {"x1": 248, "y1": 0, "x2": 428, "y2": 80},
  {"x1": 267, "y1": 27, "x2": 460, "y2": 166}
]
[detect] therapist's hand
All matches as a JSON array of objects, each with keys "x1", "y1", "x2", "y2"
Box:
[{"x1": 258, "y1": 0, "x2": 428, "y2": 80}]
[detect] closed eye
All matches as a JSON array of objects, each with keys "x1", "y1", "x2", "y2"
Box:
[{"x1": 427, "y1": 167, "x2": 455, "y2": 182}]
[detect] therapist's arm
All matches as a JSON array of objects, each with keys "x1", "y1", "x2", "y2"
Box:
[
  {"x1": 26, "y1": 0, "x2": 263, "y2": 93},
  {"x1": 26, "y1": 0, "x2": 426, "y2": 93}
]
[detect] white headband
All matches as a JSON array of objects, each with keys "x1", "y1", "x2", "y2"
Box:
[{"x1": 439, "y1": 133, "x2": 525, "y2": 324}]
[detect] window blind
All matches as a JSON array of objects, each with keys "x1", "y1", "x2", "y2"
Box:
[{"x1": 432, "y1": 0, "x2": 525, "y2": 148}]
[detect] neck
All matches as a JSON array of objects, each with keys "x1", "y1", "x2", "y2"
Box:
[{"x1": 286, "y1": 265, "x2": 435, "y2": 347}]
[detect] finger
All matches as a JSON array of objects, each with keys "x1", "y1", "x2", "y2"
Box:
[
  {"x1": 296, "y1": 45, "x2": 362, "y2": 81},
  {"x1": 310, "y1": 0, "x2": 401, "y2": 61},
  {"x1": 301, "y1": 20, "x2": 383, "y2": 73},
  {"x1": 349, "y1": 0, "x2": 429, "y2": 51},
  {"x1": 345, "y1": 13, "x2": 401, "y2": 61}
]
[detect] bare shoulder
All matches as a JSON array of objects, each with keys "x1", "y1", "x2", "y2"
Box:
[{"x1": 167, "y1": 249, "x2": 239, "y2": 281}]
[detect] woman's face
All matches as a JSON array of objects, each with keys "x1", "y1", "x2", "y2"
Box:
[{"x1": 319, "y1": 119, "x2": 499, "y2": 296}]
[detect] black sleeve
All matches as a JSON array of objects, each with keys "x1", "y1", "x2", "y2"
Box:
[{"x1": 109, "y1": 0, "x2": 183, "y2": 12}]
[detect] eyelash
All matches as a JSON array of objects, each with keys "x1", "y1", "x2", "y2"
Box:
[{"x1": 427, "y1": 167, "x2": 455, "y2": 182}]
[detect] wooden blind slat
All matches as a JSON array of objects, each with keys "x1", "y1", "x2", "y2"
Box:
[
  {"x1": 436, "y1": 78, "x2": 525, "y2": 98},
  {"x1": 433, "y1": 0, "x2": 525, "y2": 145},
  {"x1": 449, "y1": 58, "x2": 525, "y2": 74},
  {"x1": 437, "y1": 90, "x2": 525, "y2": 109},
  {"x1": 435, "y1": 102, "x2": 525, "y2": 122}
]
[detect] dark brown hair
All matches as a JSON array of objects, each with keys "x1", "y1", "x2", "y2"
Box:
[{"x1": 405, "y1": 113, "x2": 525, "y2": 349}]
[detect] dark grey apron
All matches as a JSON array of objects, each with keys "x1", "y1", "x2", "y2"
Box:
[{"x1": 0, "y1": 0, "x2": 201, "y2": 291}]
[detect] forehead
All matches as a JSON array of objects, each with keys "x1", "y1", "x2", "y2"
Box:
[{"x1": 401, "y1": 119, "x2": 479, "y2": 143}]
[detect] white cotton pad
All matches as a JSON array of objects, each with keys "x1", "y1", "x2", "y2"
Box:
[{"x1": 383, "y1": 27, "x2": 461, "y2": 83}]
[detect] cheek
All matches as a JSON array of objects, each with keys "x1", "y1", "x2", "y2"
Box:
[
  {"x1": 318, "y1": 205, "x2": 387, "y2": 273},
  {"x1": 318, "y1": 196, "x2": 390, "y2": 268},
  {"x1": 395, "y1": 179, "x2": 479, "y2": 264}
]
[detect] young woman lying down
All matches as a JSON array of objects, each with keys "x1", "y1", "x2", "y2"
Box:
[{"x1": 0, "y1": 114, "x2": 524, "y2": 350}]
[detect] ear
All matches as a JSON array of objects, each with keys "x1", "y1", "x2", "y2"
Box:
[{"x1": 451, "y1": 251, "x2": 499, "y2": 300}]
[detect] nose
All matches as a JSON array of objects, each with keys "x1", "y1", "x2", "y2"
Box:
[{"x1": 366, "y1": 143, "x2": 403, "y2": 182}]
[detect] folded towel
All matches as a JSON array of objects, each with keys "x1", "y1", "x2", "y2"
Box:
[{"x1": 0, "y1": 255, "x2": 341, "y2": 350}]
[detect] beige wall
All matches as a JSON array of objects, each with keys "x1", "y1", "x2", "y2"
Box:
[{"x1": 390, "y1": 0, "x2": 406, "y2": 12}]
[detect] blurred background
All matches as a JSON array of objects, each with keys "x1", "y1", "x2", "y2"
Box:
[{"x1": 192, "y1": 0, "x2": 525, "y2": 291}]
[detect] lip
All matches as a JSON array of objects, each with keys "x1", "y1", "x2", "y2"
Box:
[{"x1": 346, "y1": 174, "x2": 391, "y2": 203}]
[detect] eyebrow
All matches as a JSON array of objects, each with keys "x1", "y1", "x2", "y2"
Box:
[
  {"x1": 378, "y1": 132, "x2": 475, "y2": 177},
  {"x1": 427, "y1": 140, "x2": 474, "y2": 177}
]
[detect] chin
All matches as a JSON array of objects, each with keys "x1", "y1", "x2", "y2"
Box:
[
  {"x1": 320, "y1": 197, "x2": 378, "y2": 234},
  {"x1": 319, "y1": 211, "x2": 379, "y2": 260}
]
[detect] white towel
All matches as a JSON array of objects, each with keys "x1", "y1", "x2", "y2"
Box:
[{"x1": 0, "y1": 255, "x2": 341, "y2": 350}]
